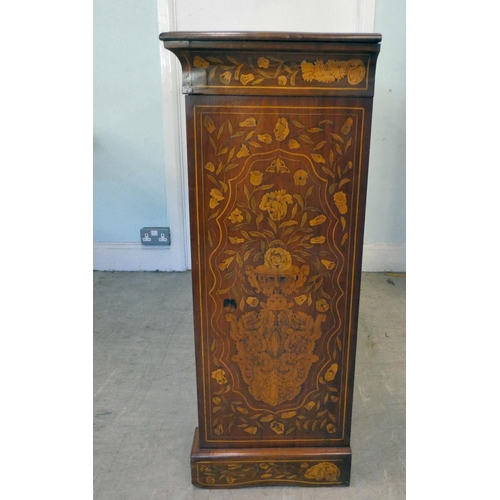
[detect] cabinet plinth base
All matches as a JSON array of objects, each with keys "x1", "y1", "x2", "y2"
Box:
[{"x1": 190, "y1": 428, "x2": 351, "y2": 488}]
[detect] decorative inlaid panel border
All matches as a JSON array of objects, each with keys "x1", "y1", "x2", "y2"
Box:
[
  {"x1": 190, "y1": 102, "x2": 366, "y2": 447},
  {"x1": 195, "y1": 459, "x2": 346, "y2": 487},
  {"x1": 183, "y1": 51, "x2": 370, "y2": 93}
]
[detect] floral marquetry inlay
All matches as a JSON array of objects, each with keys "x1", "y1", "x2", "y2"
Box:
[
  {"x1": 187, "y1": 52, "x2": 369, "y2": 91},
  {"x1": 195, "y1": 104, "x2": 363, "y2": 442},
  {"x1": 197, "y1": 460, "x2": 342, "y2": 486}
]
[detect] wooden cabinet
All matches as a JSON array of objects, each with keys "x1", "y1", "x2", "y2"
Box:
[{"x1": 159, "y1": 31, "x2": 381, "y2": 488}]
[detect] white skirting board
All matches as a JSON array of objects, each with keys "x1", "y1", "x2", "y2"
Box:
[
  {"x1": 360, "y1": 243, "x2": 406, "y2": 272},
  {"x1": 93, "y1": 242, "x2": 406, "y2": 273}
]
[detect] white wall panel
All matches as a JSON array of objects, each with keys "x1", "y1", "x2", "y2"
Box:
[{"x1": 175, "y1": 0, "x2": 364, "y2": 33}]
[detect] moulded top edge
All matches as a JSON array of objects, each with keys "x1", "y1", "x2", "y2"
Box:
[{"x1": 159, "y1": 31, "x2": 382, "y2": 44}]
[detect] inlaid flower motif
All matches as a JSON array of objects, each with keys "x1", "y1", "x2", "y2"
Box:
[
  {"x1": 237, "y1": 143, "x2": 250, "y2": 158},
  {"x1": 209, "y1": 188, "x2": 224, "y2": 209},
  {"x1": 293, "y1": 169, "x2": 308, "y2": 186},
  {"x1": 218, "y1": 257, "x2": 234, "y2": 271},
  {"x1": 200, "y1": 465, "x2": 211, "y2": 472},
  {"x1": 294, "y1": 295, "x2": 307, "y2": 305},
  {"x1": 324, "y1": 363, "x2": 338, "y2": 381},
  {"x1": 205, "y1": 476, "x2": 216, "y2": 484},
  {"x1": 246, "y1": 297, "x2": 259, "y2": 307},
  {"x1": 341, "y1": 117, "x2": 353, "y2": 135},
  {"x1": 305, "y1": 401, "x2": 316, "y2": 410},
  {"x1": 300, "y1": 61, "x2": 320, "y2": 82},
  {"x1": 316, "y1": 299, "x2": 329, "y2": 312},
  {"x1": 309, "y1": 214, "x2": 326, "y2": 226},
  {"x1": 239, "y1": 117, "x2": 257, "y2": 127},
  {"x1": 258, "y1": 57, "x2": 270, "y2": 68},
  {"x1": 310, "y1": 236, "x2": 326, "y2": 244},
  {"x1": 278, "y1": 75, "x2": 287, "y2": 86},
  {"x1": 264, "y1": 248, "x2": 292, "y2": 271},
  {"x1": 229, "y1": 236, "x2": 245, "y2": 244},
  {"x1": 259, "y1": 189, "x2": 293, "y2": 221},
  {"x1": 347, "y1": 60, "x2": 366, "y2": 85},
  {"x1": 193, "y1": 55, "x2": 209, "y2": 68},
  {"x1": 270, "y1": 421, "x2": 285, "y2": 435},
  {"x1": 228, "y1": 209, "x2": 243, "y2": 223},
  {"x1": 257, "y1": 134, "x2": 272, "y2": 144},
  {"x1": 333, "y1": 191, "x2": 348, "y2": 214},
  {"x1": 305, "y1": 60, "x2": 332, "y2": 82},
  {"x1": 204, "y1": 116, "x2": 216, "y2": 133},
  {"x1": 243, "y1": 426, "x2": 257, "y2": 435},
  {"x1": 226, "y1": 476, "x2": 236, "y2": 484},
  {"x1": 249, "y1": 170, "x2": 263, "y2": 186},
  {"x1": 301, "y1": 59, "x2": 351, "y2": 84},
  {"x1": 214, "y1": 424, "x2": 224, "y2": 435},
  {"x1": 211, "y1": 369, "x2": 227, "y2": 385},
  {"x1": 304, "y1": 462, "x2": 340, "y2": 481},
  {"x1": 321, "y1": 259, "x2": 336, "y2": 270},
  {"x1": 288, "y1": 139, "x2": 301, "y2": 149},
  {"x1": 326, "y1": 423, "x2": 336, "y2": 434},
  {"x1": 273, "y1": 117, "x2": 290, "y2": 142},
  {"x1": 266, "y1": 157, "x2": 289, "y2": 173},
  {"x1": 212, "y1": 397, "x2": 221, "y2": 405},
  {"x1": 204, "y1": 161, "x2": 215, "y2": 172},
  {"x1": 240, "y1": 73, "x2": 255, "y2": 85},
  {"x1": 220, "y1": 71, "x2": 232, "y2": 84}
]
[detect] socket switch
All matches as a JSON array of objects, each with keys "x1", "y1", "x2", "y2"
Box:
[{"x1": 140, "y1": 227, "x2": 170, "y2": 246}]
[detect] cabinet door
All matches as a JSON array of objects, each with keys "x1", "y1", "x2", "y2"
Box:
[{"x1": 186, "y1": 95, "x2": 373, "y2": 449}]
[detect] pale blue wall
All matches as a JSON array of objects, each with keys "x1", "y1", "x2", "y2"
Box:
[
  {"x1": 365, "y1": 0, "x2": 406, "y2": 244},
  {"x1": 94, "y1": 0, "x2": 166, "y2": 242}
]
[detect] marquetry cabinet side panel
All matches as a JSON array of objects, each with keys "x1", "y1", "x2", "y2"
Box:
[{"x1": 184, "y1": 94, "x2": 374, "y2": 450}]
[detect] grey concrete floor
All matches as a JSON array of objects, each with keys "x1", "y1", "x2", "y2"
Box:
[{"x1": 94, "y1": 271, "x2": 405, "y2": 500}]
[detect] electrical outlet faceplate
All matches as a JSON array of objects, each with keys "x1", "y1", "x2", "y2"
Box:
[{"x1": 140, "y1": 227, "x2": 170, "y2": 246}]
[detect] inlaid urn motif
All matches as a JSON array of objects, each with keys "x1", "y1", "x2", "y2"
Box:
[{"x1": 225, "y1": 246, "x2": 325, "y2": 406}]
